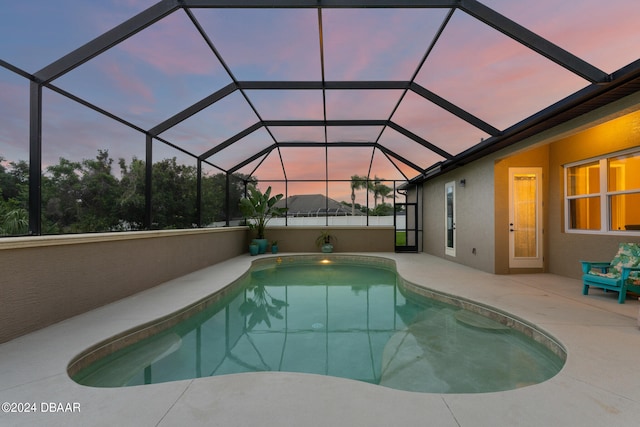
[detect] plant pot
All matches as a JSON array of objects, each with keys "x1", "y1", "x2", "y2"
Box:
[
  {"x1": 252, "y1": 238, "x2": 268, "y2": 254},
  {"x1": 249, "y1": 244, "x2": 259, "y2": 256},
  {"x1": 271, "y1": 245, "x2": 279, "y2": 254},
  {"x1": 321, "y1": 243, "x2": 333, "y2": 253}
]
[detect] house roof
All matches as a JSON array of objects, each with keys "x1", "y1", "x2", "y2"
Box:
[{"x1": 275, "y1": 194, "x2": 360, "y2": 216}]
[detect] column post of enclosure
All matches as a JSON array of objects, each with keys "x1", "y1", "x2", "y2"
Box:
[
  {"x1": 144, "y1": 134, "x2": 153, "y2": 229},
  {"x1": 28, "y1": 81, "x2": 42, "y2": 235}
]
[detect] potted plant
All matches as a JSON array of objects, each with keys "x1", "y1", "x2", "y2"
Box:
[
  {"x1": 249, "y1": 241, "x2": 259, "y2": 256},
  {"x1": 271, "y1": 240, "x2": 279, "y2": 254},
  {"x1": 239, "y1": 185, "x2": 287, "y2": 254},
  {"x1": 315, "y1": 230, "x2": 337, "y2": 253}
]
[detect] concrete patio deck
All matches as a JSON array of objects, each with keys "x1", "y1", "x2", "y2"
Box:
[{"x1": 1, "y1": 253, "x2": 638, "y2": 427}]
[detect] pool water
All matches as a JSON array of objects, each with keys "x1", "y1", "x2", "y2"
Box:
[{"x1": 72, "y1": 257, "x2": 565, "y2": 393}]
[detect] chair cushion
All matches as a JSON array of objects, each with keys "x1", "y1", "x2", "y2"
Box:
[
  {"x1": 587, "y1": 270, "x2": 619, "y2": 279},
  {"x1": 609, "y1": 243, "x2": 640, "y2": 275}
]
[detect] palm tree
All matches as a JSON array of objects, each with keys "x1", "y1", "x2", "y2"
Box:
[
  {"x1": 370, "y1": 177, "x2": 389, "y2": 208},
  {"x1": 377, "y1": 182, "x2": 393, "y2": 206},
  {"x1": 366, "y1": 177, "x2": 393, "y2": 213},
  {"x1": 0, "y1": 208, "x2": 28, "y2": 236},
  {"x1": 350, "y1": 174, "x2": 369, "y2": 216}
]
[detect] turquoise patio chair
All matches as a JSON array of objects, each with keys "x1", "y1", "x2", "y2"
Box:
[{"x1": 581, "y1": 242, "x2": 640, "y2": 304}]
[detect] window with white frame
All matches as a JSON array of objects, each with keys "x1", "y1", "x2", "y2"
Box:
[{"x1": 565, "y1": 149, "x2": 640, "y2": 233}]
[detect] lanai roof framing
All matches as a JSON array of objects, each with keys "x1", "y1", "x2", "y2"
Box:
[
  {"x1": 31, "y1": 0, "x2": 614, "y2": 175},
  {"x1": 21, "y1": 0, "x2": 640, "y2": 234}
]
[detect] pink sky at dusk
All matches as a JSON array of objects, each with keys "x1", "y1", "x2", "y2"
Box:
[{"x1": 1, "y1": 0, "x2": 639, "y2": 200}]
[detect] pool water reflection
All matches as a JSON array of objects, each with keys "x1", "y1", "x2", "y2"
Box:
[{"x1": 72, "y1": 256, "x2": 565, "y2": 393}]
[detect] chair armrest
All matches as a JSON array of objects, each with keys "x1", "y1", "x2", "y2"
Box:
[
  {"x1": 580, "y1": 261, "x2": 612, "y2": 274},
  {"x1": 622, "y1": 266, "x2": 640, "y2": 280}
]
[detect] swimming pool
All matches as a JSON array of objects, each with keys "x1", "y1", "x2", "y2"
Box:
[{"x1": 69, "y1": 255, "x2": 565, "y2": 393}]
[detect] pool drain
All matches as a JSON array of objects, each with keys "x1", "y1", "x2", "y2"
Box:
[{"x1": 311, "y1": 322, "x2": 324, "y2": 329}]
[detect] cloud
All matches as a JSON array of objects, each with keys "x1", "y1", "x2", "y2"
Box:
[
  {"x1": 236, "y1": 150, "x2": 283, "y2": 181},
  {"x1": 327, "y1": 146, "x2": 375, "y2": 179},
  {"x1": 484, "y1": 0, "x2": 640, "y2": 72},
  {"x1": 323, "y1": 8, "x2": 448, "y2": 80},
  {"x1": 192, "y1": 8, "x2": 321, "y2": 80},
  {"x1": 102, "y1": 60, "x2": 155, "y2": 107},
  {"x1": 392, "y1": 91, "x2": 489, "y2": 155},
  {"x1": 414, "y1": 10, "x2": 589, "y2": 130},
  {"x1": 246, "y1": 90, "x2": 324, "y2": 121},
  {"x1": 0, "y1": 80, "x2": 30, "y2": 162},
  {"x1": 112, "y1": 0, "x2": 155, "y2": 8},
  {"x1": 279, "y1": 147, "x2": 327, "y2": 180},
  {"x1": 206, "y1": 128, "x2": 274, "y2": 170},
  {"x1": 114, "y1": 11, "x2": 224, "y2": 77},
  {"x1": 162, "y1": 91, "x2": 260, "y2": 156},
  {"x1": 268, "y1": 126, "x2": 325, "y2": 143},
  {"x1": 326, "y1": 90, "x2": 403, "y2": 121}
]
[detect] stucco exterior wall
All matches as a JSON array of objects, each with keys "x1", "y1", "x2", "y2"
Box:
[
  {"x1": 422, "y1": 160, "x2": 496, "y2": 273},
  {"x1": 419, "y1": 92, "x2": 640, "y2": 277}
]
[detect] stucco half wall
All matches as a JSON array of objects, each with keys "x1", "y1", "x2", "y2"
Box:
[
  {"x1": 0, "y1": 227, "x2": 248, "y2": 343},
  {"x1": 262, "y1": 226, "x2": 395, "y2": 253}
]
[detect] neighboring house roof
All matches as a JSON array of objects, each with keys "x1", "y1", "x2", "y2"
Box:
[{"x1": 274, "y1": 194, "x2": 362, "y2": 216}]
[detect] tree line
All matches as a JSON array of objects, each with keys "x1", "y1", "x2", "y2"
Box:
[
  {"x1": 1, "y1": 150, "x2": 400, "y2": 237},
  {"x1": 0, "y1": 150, "x2": 248, "y2": 236}
]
